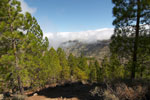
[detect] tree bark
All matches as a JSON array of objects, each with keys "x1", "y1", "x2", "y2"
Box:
[
  {"x1": 17, "y1": 75, "x2": 24, "y2": 95},
  {"x1": 131, "y1": 0, "x2": 140, "y2": 79},
  {"x1": 9, "y1": 5, "x2": 24, "y2": 94},
  {"x1": 13, "y1": 40, "x2": 24, "y2": 94}
]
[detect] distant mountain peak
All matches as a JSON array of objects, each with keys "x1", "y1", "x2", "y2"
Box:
[
  {"x1": 59, "y1": 39, "x2": 110, "y2": 60},
  {"x1": 44, "y1": 28, "x2": 114, "y2": 49}
]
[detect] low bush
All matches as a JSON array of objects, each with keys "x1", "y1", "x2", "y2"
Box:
[{"x1": 90, "y1": 82, "x2": 149, "y2": 100}]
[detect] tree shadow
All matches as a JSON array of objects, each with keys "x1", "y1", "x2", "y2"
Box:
[{"x1": 29, "y1": 82, "x2": 105, "y2": 100}]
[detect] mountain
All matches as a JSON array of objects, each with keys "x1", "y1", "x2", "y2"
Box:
[
  {"x1": 59, "y1": 40, "x2": 110, "y2": 60},
  {"x1": 44, "y1": 28, "x2": 114, "y2": 49}
]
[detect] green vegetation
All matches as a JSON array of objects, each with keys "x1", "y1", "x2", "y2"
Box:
[
  {"x1": 110, "y1": 0, "x2": 150, "y2": 79},
  {"x1": 0, "y1": 0, "x2": 150, "y2": 99}
]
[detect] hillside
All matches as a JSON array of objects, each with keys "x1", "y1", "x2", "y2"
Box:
[{"x1": 59, "y1": 40, "x2": 110, "y2": 60}]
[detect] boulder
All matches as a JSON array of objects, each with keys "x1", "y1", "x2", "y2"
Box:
[{"x1": 33, "y1": 93, "x2": 38, "y2": 96}]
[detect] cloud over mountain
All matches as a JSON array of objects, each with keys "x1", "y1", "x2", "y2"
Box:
[{"x1": 44, "y1": 28, "x2": 114, "y2": 48}]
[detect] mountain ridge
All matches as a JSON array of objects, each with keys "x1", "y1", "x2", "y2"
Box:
[{"x1": 59, "y1": 39, "x2": 110, "y2": 60}]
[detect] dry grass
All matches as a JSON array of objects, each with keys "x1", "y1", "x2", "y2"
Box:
[
  {"x1": 115, "y1": 83, "x2": 147, "y2": 100},
  {"x1": 90, "y1": 82, "x2": 149, "y2": 100},
  {"x1": 12, "y1": 94, "x2": 27, "y2": 100},
  {"x1": 103, "y1": 90, "x2": 119, "y2": 100}
]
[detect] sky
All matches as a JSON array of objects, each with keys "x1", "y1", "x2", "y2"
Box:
[{"x1": 18, "y1": 0, "x2": 114, "y2": 48}]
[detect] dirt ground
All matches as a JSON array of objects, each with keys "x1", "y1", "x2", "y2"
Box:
[
  {"x1": 26, "y1": 96, "x2": 79, "y2": 100},
  {"x1": 25, "y1": 82, "x2": 103, "y2": 100}
]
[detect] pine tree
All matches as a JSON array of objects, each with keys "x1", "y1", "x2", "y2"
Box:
[
  {"x1": 109, "y1": 55, "x2": 125, "y2": 79},
  {"x1": 21, "y1": 12, "x2": 49, "y2": 88},
  {"x1": 101, "y1": 57, "x2": 110, "y2": 81},
  {"x1": 68, "y1": 53, "x2": 87, "y2": 81},
  {"x1": 68, "y1": 53, "x2": 78, "y2": 76},
  {"x1": 94, "y1": 60, "x2": 102, "y2": 82},
  {"x1": 47, "y1": 47, "x2": 62, "y2": 83},
  {"x1": 73, "y1": 67, "x2": 88, "y2": 81},
  {"x1": 101, "y1": 55, "x2": 125, "y2": 81},
  {"x1": 89, "y1": 61, "x2": 97, "y2": 82},
  {"x1": 0, "y1": 0, "x2": 49, "y2": 93},
  {"x1": 111, "y1": 0, "x2": 150, "y2": 79},
  {"x1": 77, "y1": 54, "x2": 89, "y2": 78},
  {"x1": 0, "y1": 0, "x2": 26, "y2": 94},
  {"x1": 57, "y1": 48, "x2": 70, "y2": 82}
]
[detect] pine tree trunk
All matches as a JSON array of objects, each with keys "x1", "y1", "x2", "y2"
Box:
[
  {"x1": 17, "y1": 75, "x2": 24, "y2": 95},
  {"x1": 13, "y1": 40, "x2": 24, "y2": 94},
  {"x1": 131, "y1": 0, "x2": 140, "y2": 79},
  {"x1": 9, "y1": 5, "x2": 24, "y2": 94}
]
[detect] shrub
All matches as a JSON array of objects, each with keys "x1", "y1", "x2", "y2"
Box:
[
  {"x1": 103, "y1": 89, "x2": 119, "y2": 100},
  {"x1": 90, "y1": 83, "x2": 148, "y2": 100},
  {"x1": 115, "y1": 83, "x2": 147, "y2": 100},
  {"x1": 105, "y1": 83, "x2": 147, "y2": 100}
]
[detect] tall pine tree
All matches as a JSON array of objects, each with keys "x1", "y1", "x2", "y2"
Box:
[
  {"x1": 111, "y1": 0, "x2": 150, "y2": 79},
  {"x1": 57, "y1": 48, "x2": 70, "y2": 82},
  {"x1": 0, "y1": 0, "x2": 26, "y2": 94},
  {"x1": 47, "y1": 47, "x2": 62, "y2": 83}
]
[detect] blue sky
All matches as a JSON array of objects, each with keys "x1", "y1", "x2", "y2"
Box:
[{"x1": 23, "y1": 0, "x2": 114, "y2": 32}]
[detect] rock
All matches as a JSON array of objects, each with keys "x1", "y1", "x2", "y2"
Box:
[
  {"x1": 33, "y1": 93, "x2": 38, "y2": 96},
  {"x1": 0, "y1": 94, "x2": 4, "y2": 100},
  {"x1": 81, "y1": 80, "x2": 88, "y2": 85}
]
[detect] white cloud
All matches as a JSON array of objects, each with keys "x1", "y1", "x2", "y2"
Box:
[
  {"x1": 18, "y1": 0, "x2": 37, "y2": 14},
  {"x1": 44, "y1": 28, "x2": 114, "y2": 49}
]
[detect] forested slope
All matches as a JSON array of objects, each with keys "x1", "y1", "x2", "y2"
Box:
[{"x1": 0, "y1": 0, "x2": 150, "y2": 100}]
